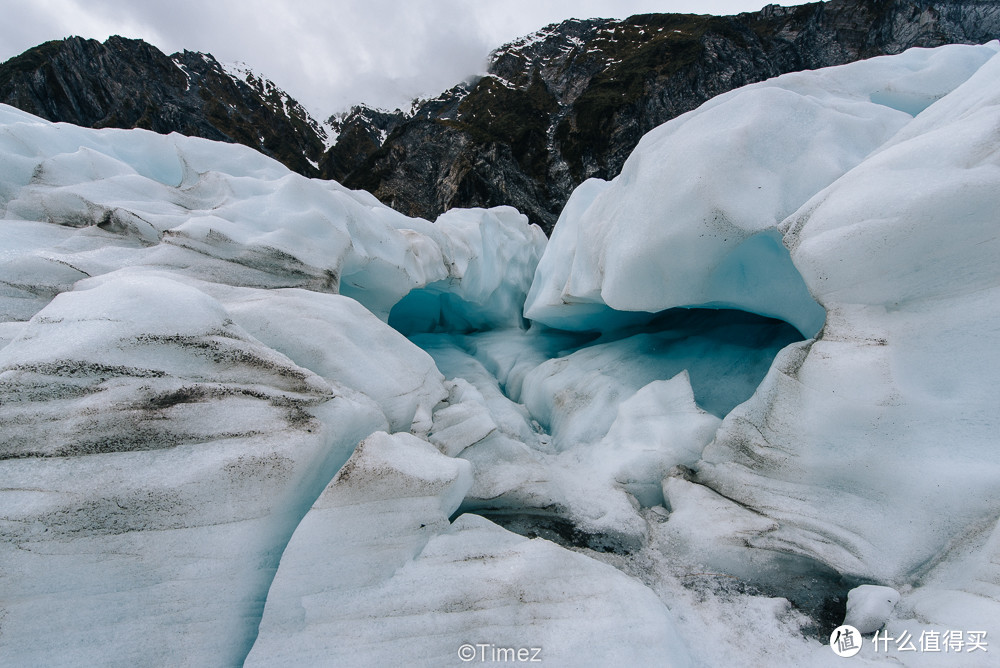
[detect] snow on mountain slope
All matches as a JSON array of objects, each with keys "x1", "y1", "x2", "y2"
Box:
[
  {"x1": 221, "y1": 59, "x2": 331, "y2": 152},
  {"x1": 2, "y1": 40, "x2": 1000, "y2": 667}
]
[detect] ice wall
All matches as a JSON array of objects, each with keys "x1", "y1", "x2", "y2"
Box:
[
  {"x1": 524, "y1": 43, "x2": 1000, "y2": 338},
  {"x1": 693, "y1": 50, "x2": 1000, "y2": 586},
  {"x1": 0, "y1": 104, "x2": 545, "y2": 664}
]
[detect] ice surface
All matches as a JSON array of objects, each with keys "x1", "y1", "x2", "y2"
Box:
[
  {"x1": 251, "y1": 482, "x2": 693, "y2": 666},
  {"x1": 387, "y1": 206, "x2": 546, "y2": 333},
  {"x1": 0, "y1": 107, "x2": 544, "y2": 331},
  {"x1": 247, "y1": 430, "x2": 693, "y2": 666},
  {"x1": 245, "y1": 431, "x2": 474, "y2": 666},
  {"x1": 524, "y1": 43, "x2": 1000, "y2": 336},
  {"x1": 208, "y1": 284, "x2": 447, "y2": 433},
  {"x1": 695, "y1": 49, "x2": 1000, "y2": 590},
  {"x1": 519, "y1": 310, "x2": 803, "y2": 450},
  {"x1": 0, "y1": 99, "x2": 546, "y2": 665},
  {"x1": 0, "y1": 274, "x2": 390, "y2": 664},
  {"x1": 396, "y1": 312, "x2": 793, "y2": 551},
  {"x1": 413, "y1": 328, "x2": 725, "y2": 550}
]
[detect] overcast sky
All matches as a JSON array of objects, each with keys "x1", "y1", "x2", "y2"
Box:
[{"x1": 0, "y1": 0, "x2": 808, "y2": 119}]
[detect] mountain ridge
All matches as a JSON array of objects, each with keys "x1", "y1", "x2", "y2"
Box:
[
  {"x1": 0, "y1": 35, "x2": 329, "y2": 176},
  {"x1": 3, "y1": 0, "x2": 1000, "y2": 232},
  {"x1": 346, "y1": 0, "x2": 1000, "y2": 232}
]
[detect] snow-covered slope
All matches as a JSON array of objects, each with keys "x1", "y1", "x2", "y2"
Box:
[{"x1": 2, "y1": 41, "x2": 1000, "y2": 667}]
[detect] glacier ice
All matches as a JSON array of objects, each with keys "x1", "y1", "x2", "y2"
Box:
[
  {"x1": 0, "y1": 101, "x2": 544, "y2": 332},
  {"x1": 695, "y1": 49, "x2": 1000, "y2": 588},
  {"x1": 0, "y1": 277, "x2": 391, "y2": 664},
  {"x1": 247, "y1": 432, "x2": 692, "y2": 666},
  {"x1": 2, "y1": 40, "x2": 1000, "y2": 667},
  {"x1": 0, "y1": 105, "x2": 544, "y2": 664},
  {"x1": 523, "y1": 42, "x2": 1000, "y2": 337}
]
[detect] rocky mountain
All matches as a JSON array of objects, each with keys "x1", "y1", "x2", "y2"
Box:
[
  {"x1": 3, "y1": 0, "x2": 1000, "y2": 233},
  {"x1": 345, "y1": 0, "x2": 1000, "y2": 232},
  {"x1": 319, "y1": 105, "x2": 409, "y2": 183},
  {"x1": 0, "y1": 36, "x2": 328, "y2": 176}
]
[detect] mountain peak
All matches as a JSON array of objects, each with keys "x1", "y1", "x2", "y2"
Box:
[
  {"x1": 0, "y1": 36, "x2": 327, "y2": 176},
  {"x1": 342, "y1": 0, "x2": 1000, "y2": 232}
]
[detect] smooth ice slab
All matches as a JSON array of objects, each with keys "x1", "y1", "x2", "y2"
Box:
[
  {"x1": 251, "y1": 496, "x2": 692, "y2": 668},
  {"x1": 0, "y1": 273, "x2": 389, "y2": 665}
]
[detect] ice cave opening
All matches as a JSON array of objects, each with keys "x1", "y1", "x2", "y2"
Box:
[
  {"x1": 380, "y1": 214, "x2": 849, "y2": 638},
  {"x1": 388, "y1": 225, "x2": 826, "y2": 420}
]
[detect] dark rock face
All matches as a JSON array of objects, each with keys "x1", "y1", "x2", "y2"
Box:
[
  {"x1": 3, "y1": 1, "x2": 1000, "y2": 233},
  {"x1": 343, "y1": 0, "x2": 1000, "y2": 232},
  {"x1": 320, "y1": 106, "x2": 408, "y2": 183},
  {"x1": 0, "y1": 36, "x2": 328, "y2": 177}
]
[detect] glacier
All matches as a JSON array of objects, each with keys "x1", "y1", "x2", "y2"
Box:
[{"x1": 2, "y1": 41, "x2": 1000, "y2": 667}]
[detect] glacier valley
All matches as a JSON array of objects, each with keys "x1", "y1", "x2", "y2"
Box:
[{"x1": 1, "y1": 42, "x2": 999, "y2": 666}]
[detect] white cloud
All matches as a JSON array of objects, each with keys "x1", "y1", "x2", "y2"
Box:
[{"x1": 0, "y1": 1, "x2": 803, "y2": 118}]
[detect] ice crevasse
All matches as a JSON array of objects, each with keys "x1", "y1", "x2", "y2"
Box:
[{"x1": 1, "y1": 41, "x2": 999, "y2": 666}]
